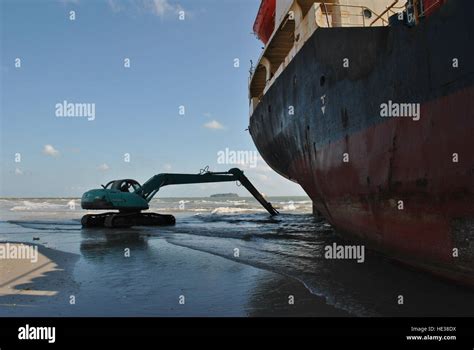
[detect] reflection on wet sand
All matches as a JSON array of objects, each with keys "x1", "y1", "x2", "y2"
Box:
[{"x1": 80, "y1": 228, "x2": 149, "y2": 260}]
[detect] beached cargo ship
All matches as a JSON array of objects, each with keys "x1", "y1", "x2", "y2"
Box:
[{"x1": 248, "y1": 0, "x2": 474, "y2": 285}]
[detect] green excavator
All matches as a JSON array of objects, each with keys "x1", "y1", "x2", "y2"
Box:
[{"x1": 81, "y1": 167, "x2": 278, "y2": 228}]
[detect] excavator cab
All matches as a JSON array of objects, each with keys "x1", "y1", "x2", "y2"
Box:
[
  {"x1": 104, "y1": 179, "x2": 142, "y2": 193},
  {"x1": 82, "y1": 179, "x2": 149, "y2": 212}
]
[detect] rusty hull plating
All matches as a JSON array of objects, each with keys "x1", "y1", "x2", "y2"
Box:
[{"x1": 249, "y1": 0, "x2": 474, "y2": 286}]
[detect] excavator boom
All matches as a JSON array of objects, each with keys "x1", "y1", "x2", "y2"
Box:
[{"x1": 137, "y1": 168, "x2": 278, "y2": 216}]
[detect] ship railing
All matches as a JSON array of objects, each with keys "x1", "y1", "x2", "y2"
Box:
[
  {"x1": 368, "y1": 0, "x2": 405, "y2": 26},
  {"x1": 318, "y1": 0, "x2": 405, "y2": 28},
  {"x1": 248, "y1": 0, "x2": 409, "y2": 114}
]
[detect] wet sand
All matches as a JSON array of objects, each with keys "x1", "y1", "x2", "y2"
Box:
[
  {"x1": 0, "y1": 242, "x2": 79, "y2": 313},
  {"x1": 0, "y1": 236, "x2": 347, "y2": 317},
  {"x1": 3, "y1": 199, "x2": 472, "y2": 317}
]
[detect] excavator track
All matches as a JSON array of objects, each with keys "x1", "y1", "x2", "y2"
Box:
[
  {"x1": 134, "y1": 212, "x2": 176, "y2": 226},
  {"x1": 81, "y1": 212, "x2": 114, "y2": 227},
  {"x1": 81, "y1": 212, "x2": 176, "y2": 228}
]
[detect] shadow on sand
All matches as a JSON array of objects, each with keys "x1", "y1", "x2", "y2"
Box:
[{"x1": 0, "y1": 242, "x2": 80, "y2": 315}]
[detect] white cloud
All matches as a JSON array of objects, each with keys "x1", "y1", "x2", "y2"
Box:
[
  {"x1": 152, "y1": 0, "x2": 185, "y2": 17},
  {"x1": 106, "y1": 0, "x2": 123, "y2": 12},
  {"x1": 204, "y1": 120, "x2": 225, "y2": 130},
  {"x1": 107, "y1": 0, "x2": 184, "y2": 18},
  {"x1": 43, "y1": 144, "x2": 60, "y2": 157},
  {"x1": 163, "y1": 163, "x2": 172, "y2": 171},
  {"x1": 98, "y1": 163, "x2": 110, "y2": 171},
  {"x1": 15, "y1": 168, "x2": 23, "y2": 175},
  {"x1": 151, "y1": 0, "x2": 173, "y2": 16}
]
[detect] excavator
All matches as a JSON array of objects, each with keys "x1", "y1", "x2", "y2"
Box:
[{"x1": 81, "y1": 167, "x2": 278, "y2": 228}]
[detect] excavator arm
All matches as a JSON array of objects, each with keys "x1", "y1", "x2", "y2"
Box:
[{"x1": 138, "y1": 168, "x2": 279, "y2": 216}]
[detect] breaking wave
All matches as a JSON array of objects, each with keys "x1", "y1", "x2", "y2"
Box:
[
  {"x1": 211, "y1": 207, "x2": 265, "y2": 214},
  {"x1": 10, "y1": 200, "x2": 76, "y2": 212}
]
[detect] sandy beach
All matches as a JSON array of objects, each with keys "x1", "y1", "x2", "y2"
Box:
[
  {"x1": 0, "y1": 236, "x2": 347, "y2": 317},
  {"x1": 0, "y1": 242, "x2": 79, "y2": 314},
  {"x1": 0, "y1": 243, "x2": 67, "y2": 298}
]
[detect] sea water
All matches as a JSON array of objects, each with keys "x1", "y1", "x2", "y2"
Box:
[{"x1": 1, "y1": 197, "x2": 473, "y2": 317}]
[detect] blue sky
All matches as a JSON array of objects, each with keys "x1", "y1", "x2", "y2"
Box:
[{"x1": 0, "y1": 0, "x2": 306, "y2": 197}]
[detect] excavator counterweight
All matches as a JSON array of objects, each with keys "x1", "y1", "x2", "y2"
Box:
[{"x1": 81, "y1": 168, "x2": 278, "y2": 228}]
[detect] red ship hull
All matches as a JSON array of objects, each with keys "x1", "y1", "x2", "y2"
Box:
[
  {"x1": 249, "y1": 1, "x2": 474, "y2": 285},
  {"x1": 292, "y1": 87, "x2": 474, "y2": 286}
]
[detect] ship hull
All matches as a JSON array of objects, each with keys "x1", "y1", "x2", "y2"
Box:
[{"x1": 249, "y1": 0, "x2": 474, "y2": 285}]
